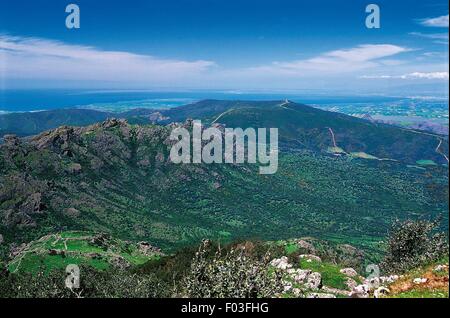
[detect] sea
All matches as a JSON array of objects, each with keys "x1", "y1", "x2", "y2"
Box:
[{"x1": 0, "y1": 90, "x2": 448, "y2": 127}]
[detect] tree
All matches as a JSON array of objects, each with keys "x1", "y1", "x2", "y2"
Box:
[{"x1": 381, "y1": 219, "x2": 448, "y2": 274}]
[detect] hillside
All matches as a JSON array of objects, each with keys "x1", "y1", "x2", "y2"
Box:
[
  {"x1": 160, "y1": 100, "x2": 449, "y2": 165},
  {"x1": 7, "y1": 231, "x2": 162, "y2": 274},
  {"x1": 0, "y1": 118, "x2": 447, "y2": 261},
  {"x1": 2, "y1": 100, "x2": 447, "y2": 165}
]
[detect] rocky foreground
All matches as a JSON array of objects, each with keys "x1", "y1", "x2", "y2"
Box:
[{"x1": 270, "y1": 254, "x2": 449, "y2": 298}]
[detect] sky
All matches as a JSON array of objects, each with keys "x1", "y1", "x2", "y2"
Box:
[{"x1": 0, "y1": 0, "x2": 448, "y2": 94}]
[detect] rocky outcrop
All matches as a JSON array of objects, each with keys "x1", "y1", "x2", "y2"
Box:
[
  {"x1": 137, "y1": 241, "x2": 162, "y2": 256},
  {"x1": 270, "y1": 257, "x2": 292, "y2": 270},
  {"x1": 340, "y1": 268, "x2": 358, "y2": 277}
]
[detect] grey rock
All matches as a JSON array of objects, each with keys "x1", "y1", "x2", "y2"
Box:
[
  {"x1": 307, "y1": 293, "x2": 336, "y2": 298},
  {"x1": 299, "y1": 254, "x2": 322, "y2": 263},
  {"x1": 340, "y1": 267, "x2": 358, "y2": 277}
]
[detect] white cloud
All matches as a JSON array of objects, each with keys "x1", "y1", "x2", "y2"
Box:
[
  {"x1": 409, "y1": 32, "x2": 448, "y2": 40},
  {"x1": 0, "y1": 34, "x2": 215, "y2": 84},
  {"x1": 243, "y1": 44, "x2": 410, "y2": 76},
  {"x1": 409, "y1": 31, "x2": 449, "y2": 45},
  {"x1": 360, "y1": 71, "x2": 449, "y2": 80},
  {"x1": 419, "y1": 14, "x2": 449, "y2": 27}
]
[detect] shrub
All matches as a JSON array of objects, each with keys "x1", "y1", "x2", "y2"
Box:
[
  {"x1": 181, "y1": 240, "x2": 283, "y2": 298},
  {"x1": 380, "y1": 219, "x2": 448, "y2": 274},
  {"x1": 0, "y1": 265, "x2": 169, "y2": 298}
]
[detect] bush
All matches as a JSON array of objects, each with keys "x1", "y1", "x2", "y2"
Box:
[
  {"x1": 181, "y1": 240, "x2": 283, "y2": 298},
  {"x1": 380, "y1": 219, "x2": 448, "y2": 274},
  {"x1": 0, "y1": 265, "x2": 170, "y2": 298}
]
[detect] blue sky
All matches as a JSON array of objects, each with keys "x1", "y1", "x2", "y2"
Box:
[{"x1": 0, "y1": 0, "x2": 448, "y2": 93}]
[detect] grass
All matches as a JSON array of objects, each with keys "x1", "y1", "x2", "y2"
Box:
[
  {"x1": 7, "y1": 231, "x2": 161, "y2": 274},
  {"x1": 285, "y1": 243, "x2": 299, "y2": 255},
  {"x1": 390, "y1": 289, "x2": 448, "y2": 298},
  {"x1": 385, "y1": 258, "x2": 449, "y2": 298},
  {"x1": 299, "y1": 259, "x2": 354, "y2": 290}
]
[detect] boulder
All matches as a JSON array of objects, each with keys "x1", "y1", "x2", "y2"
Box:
[
  {"x1": 350, "y1": 284, "x2": 370, "y2": 298},
  {"x1": 299, "y1": 254, "x2": 322, "y2": 263},
  {"x1": 413, "y1": 277, "x2": 427, "y2": 284},
  {"x1": 345, "y1": 278, "x2": 358, "y2": 290},
  {"x1": 289, "y1": 269, "x2": 312, "y2": 283},
  {"x1": 137, "y1": 241, "x2": 161, "y2": 256},
  {"x1": 305, "y1": 272, "x2": 322, "y2": 290},
  {"x1": 270, "y1": 256, "x2": 292, "y2": 270},
  {"x1": 296, "y1": 239, "x2": 316, "y2": 254},
  {"x1": 433, "y1": 264, "x2": 448, "y2": 272},
  {"x1": 374, "y1": 287, "x2": 390, "y2": 298},
  {"x1": 110, "y1": 255, "x2": 130, "y2": 269},
  {"x1": 340, "y1": 267, "x2": 358, "y2": 277},
  {"x1": 307, "y1": 293, "x2": 336, "y2": 298}
]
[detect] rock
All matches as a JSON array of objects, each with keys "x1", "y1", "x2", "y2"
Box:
[
  {"x1": 305, "y1": 272, "x2": 322, "y2": 290},
  {"x1": 307, "y1": 293, "x2": 336, "y2": 298},
  {"x1": 413, "y1": 278, "x2": 427, "y2": 284},
  {"x1": 137, "y1": 241, "x2": 161, "y2": 256},
  {"x1": 283, "y1": 283, "x2": 293, "y2": 292},
  {"x1": 0, "y1": 234, "x2": 3, "y2": 245},
  {"x1": 433, "y1": 265, "x2": 448, "y2": 272},
  {"x1": 89, "y1": 233, "x2": 110, "y2": 249},
  {"x1": 270, "y1": 256, "x2": 292, "y2": 270},
  {"x1": 292, "y1": 288, "x2": 303, "y2": 297},
  {"x1": 345, "y1": 278, "x2": 358, "y2": 290},
  {"x1": 364, "y1": 276, "x2": 380, "y2": 289},
  {"x1": 299, "y1": 254, "x2": 321, "y2": 263},
  {"x1": 110, "y1": 255, "x2": 130, "y2": 269},
  {"x1": 296, "y1": 239, "x2": 316, "y2": 254},
  {"x1": 3, "y1": 135, "x2": 21, "y2": 147},
  {"x1": 289, "y1": 269, "x2": 312, "y2": 283},
  {"x1": 350, "y1": 284, "x2": 370, "y2": 298},
  {"x1": 20, "y1": 193, "x2": 45, "y2": 215},
  {"x1": 340, "y1": 268, "x2": 358, "y2": 277},
  {"x1": 379, "y1": 275, "x2": 399, "y2": 284},
  {"x1": 321, "y1": 286, "x2": 350, "y2": 297},
  {"x1": 148, "y1": 112, "x2": 169, "y2": 123},
  {"x1": 374, "y1": 287, "x2": 390, "y2": 298}
]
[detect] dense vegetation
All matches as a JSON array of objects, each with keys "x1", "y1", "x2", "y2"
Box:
[
  {"x1": 0, "y1": 118, "x2": 447, "y2": 261},
  {"x1": 0, "y1": 100, "x2": 448, "y2": 298}
]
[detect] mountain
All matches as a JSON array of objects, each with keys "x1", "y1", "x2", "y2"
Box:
[
  {"x1": 0, "y1": 116, "x2": 447, "y2": 260},
  {"x1": 2, "y1": 100, "x2": 447, "y2": 165},
  {"x1": 160, "y1": 100, "x2": 449, "y2": 165}
]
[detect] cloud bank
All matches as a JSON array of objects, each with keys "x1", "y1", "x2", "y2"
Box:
[
  {"x1": 419, "y1": 14, "x2": 449, "y2": 28},
  {"x1": 0, "y1": 34, "x2": 215, "y2": 84},
  {"x1": 242, "y1": 44, "x2": 410, "y2": 76},
  {"x1": 360, "y1": 72, "x2": 449, "y2": 80}
]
